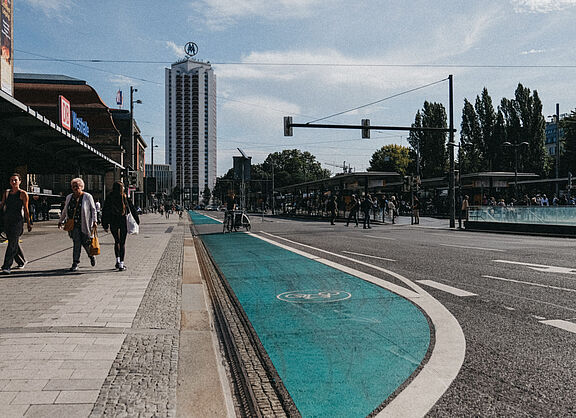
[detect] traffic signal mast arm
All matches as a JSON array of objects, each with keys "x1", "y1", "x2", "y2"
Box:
[{"x1": 283, "y1": 116, "x2": 455, "y2": 137}]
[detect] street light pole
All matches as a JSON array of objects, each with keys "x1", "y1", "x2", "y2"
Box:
[{"x1": 503, "y1": 141, "x2": 529, "y2": 199}]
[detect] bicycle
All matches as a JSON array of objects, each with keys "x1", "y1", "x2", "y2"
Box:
[{"x1": 223, "y1": 209, "x2": 251, "y2": 233}]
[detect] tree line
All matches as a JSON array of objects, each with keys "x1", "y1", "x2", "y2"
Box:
[
  {"x1": 212, "y1": 82, "x2": 576, "y2": 203},
  {"x1": 370, "y1": 83, "x2": 576, "y2": 180}
]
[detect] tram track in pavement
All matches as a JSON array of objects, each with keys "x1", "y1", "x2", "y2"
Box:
[{"x1": 190, "y1": 223, "x2": 300, "y2": 417}]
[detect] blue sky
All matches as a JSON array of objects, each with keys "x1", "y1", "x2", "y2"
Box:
[{"x1": 13, "y1": 0, "x2": 576, "y2": 175}]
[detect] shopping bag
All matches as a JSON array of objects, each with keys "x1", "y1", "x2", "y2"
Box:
[
  {"x1": 89, "y1": 227, "x2": 100, "y2": 256},
  {"x1": 126, "y1": 213, "x2": 139, "y2": 235}
]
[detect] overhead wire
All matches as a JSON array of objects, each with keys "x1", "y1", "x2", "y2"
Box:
[{"x1": 305, "y1": 78, "x2": 449, "y2": 124}]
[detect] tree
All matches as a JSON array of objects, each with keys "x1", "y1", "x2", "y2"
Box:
[
  {"x1": 368, "y1": 144, "x2": 413, "y2": 176},
  {"x1": 459, "y1": 98, "x2": 483, "y2": 173},
  {"x1": 408, "y1": 101, "x2": 448, "y2": 178},
  {"x1": 202, "y1": 186, "x2": 211, "y2": 206},
  {"x1": 498, "y1": 84, "x2": 550, "y2": 176},
  {"x1": 261, "y1": 149, "x2": 331, "y2": 188},
  {"x1": 475, "y1": 88, "x2": 497, "y2": 171}
]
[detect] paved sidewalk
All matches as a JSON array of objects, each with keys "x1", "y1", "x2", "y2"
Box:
[{"x1": 0, "y1": 214, "x2": 230, "y2": 417}]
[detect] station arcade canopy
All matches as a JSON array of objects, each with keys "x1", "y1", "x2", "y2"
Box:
[
  {"x1": 275, "y1": 171, "x2": 404, "y2": 196},
  {"x1": 0, "y1": 89, "x2": 122, "y2": 175}
]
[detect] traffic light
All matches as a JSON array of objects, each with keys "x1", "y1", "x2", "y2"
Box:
[
  {"x1": 361, "y1": 119, "x2": 370, "y2": 139},
  {"x1": 284, "y1": 116, "x2": 293, "y2": 136},
  {"x1": 403, "y1": 176, "x2": 412, "y2": 192}
]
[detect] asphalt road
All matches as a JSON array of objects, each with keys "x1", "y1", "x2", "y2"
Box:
[{"x1": 199, "y1": 212, "x2": 576, "y2": 417}]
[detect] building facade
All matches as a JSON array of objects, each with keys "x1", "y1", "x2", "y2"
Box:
[
  {"x1": 144, "y1": 163, "x2": 173, "y2": 196},
  {"x1": 165, "y1": 59, "x2": 217, "y2": 206},
  {"x1": 545, "y1": 114, "x2": 567, "y2": 156}
]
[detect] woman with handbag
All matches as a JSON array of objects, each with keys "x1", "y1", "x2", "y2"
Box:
[
  {"x1": 101, "y1": 181, "x2": 140, "y2": 271},
  {"x1": 58, "y1": 178, "x2": 97, "y2": 272},
  {"x1": 1, "y1": 173, "x2": 33, "y2": 274}
]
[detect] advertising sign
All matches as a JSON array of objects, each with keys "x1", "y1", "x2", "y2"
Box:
[
  {"x1": 59, "y1": 95, "x2": 71, "y2": 131},
  {"x1": 0, "y1": 0, "x2": 13, "y2": 95}
]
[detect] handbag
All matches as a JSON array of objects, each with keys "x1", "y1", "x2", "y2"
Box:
[
  {"x1": 63, "y1": 198, "x2": 79, "y2": 231},
  {"x1": 126, "y1": 212, "x2": 139, "y2": 235},
  {"x1": 89, "y1": 226, "x2": 100, "y2": 256}
]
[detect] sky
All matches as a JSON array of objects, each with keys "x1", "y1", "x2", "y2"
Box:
[{"x1": 13, "y1": 0, "x2": 576, "y2": 176}]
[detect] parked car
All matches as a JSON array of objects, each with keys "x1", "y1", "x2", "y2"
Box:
[
  {"x1": 206, "y1": 204, "x2": 219, "y2": 211},
  {"x1": 48, "y1": 204, "x2": 62, "y2": 219}
]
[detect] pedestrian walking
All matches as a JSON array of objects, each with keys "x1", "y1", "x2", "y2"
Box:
[
  {"x1": 388, "y1": 196, "x2": 397, "y2": 224},
  {"x1": 1, "y1": 173, "x2": 32, "y2": 274},
  {"x1": 58, "y1": 178, "x2": 97, "y2": 271},
  {"x1": 326, "y1": 195, "x2": 337, "y2": 225},
  {"x1": 361, "y1": 194, "x2": 373, "y2": 229},
  {"x1": 95, "y1": 199, "x2": 102, "y2": 224},
  {"x1": 412, "y1": 196, "x2": 420, "y2": 225},
  {"x1": 461, "y1": 195, "x2": 470, "y2": 221},
  {"x1": 345, "y1": 195, "x2": 359, "y2": 227},
  {"x1": 101, "y1": 181, "x2": 140, "y2": 271}
]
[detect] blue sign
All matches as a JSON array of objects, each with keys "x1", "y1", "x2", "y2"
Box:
[{"x1": 72, "y1": 111, "x2": 89, "y2": 137}]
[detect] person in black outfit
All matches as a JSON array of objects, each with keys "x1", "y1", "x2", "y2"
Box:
[
  {"x1": 345, "y1": 195, "x2": 360, "y2": 227},
  {"x1": 102, "y1": 182, "x2": 140, "y2": 271},
  {"x1": 1, "y1": 173, "x2": 33, "y2": 274},
  {"x1": 361, "y1": 194, "x2": 373, "y2": 229},
  {"x1": 326, "y1": 196, "x2": 337, "y2": 225}
]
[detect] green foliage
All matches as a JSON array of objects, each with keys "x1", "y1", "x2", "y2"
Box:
[
  {"x1": 460, "y1": 84, "x2": 550, "y2": 177},
  {"x1": 499, "y1": 84, "x2": 550, "y2": 176},
  {"x1": 261, "y1": 149, "x2": 331, "y2": 188},
  {"x1": 202, "y1": 186, "x2": 211, "y2": 205},
  {"x1": 214, "y1": 149, "x2": 331, "y2": 200},
  {"x1": 408, "y1": 101, "x2": 448, "y2": 178},
  {"x1": 459, "y1": 98, "x2": 483, "y2": 173},
  {"x1": 368, "y1": 144, "x2": 414, "y2": 176}
]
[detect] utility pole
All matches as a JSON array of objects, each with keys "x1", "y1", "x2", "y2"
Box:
[
  {"x1": 555, "y1": 103, "x2": 560, "y2": 197},
  {"x1": 448, "y1": 75, "x2": 455, "y2": 228}
]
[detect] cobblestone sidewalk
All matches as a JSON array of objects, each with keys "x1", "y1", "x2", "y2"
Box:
[{"x1": 0, "y1": 214, "x2": 181, "y2": 417}]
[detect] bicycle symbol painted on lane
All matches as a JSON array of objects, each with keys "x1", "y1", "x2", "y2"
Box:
[{"x1": 277, "y1": 290, "x2": 351, "y2": 303}]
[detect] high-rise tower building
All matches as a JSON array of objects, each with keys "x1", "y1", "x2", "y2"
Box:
[{"x1": 165, "y1": 59, "x2": 216, "y2": 205}]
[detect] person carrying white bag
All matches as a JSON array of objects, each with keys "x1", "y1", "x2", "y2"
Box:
[{"x1": 101, "y1": 181, "x2": 140, "y2": 271}]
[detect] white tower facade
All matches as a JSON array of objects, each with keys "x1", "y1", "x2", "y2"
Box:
[{"x1": 165, "y1": 59, "x2": 217, "y2": 205}]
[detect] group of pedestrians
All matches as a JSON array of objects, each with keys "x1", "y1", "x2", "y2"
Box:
[{"x1": 1, "y1": 174, "x2": 139, "y2": 274}]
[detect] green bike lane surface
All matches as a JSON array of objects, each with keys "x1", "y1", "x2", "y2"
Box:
[{"x1": 193, "y1": 213, "x2": 431, "y2": 417}]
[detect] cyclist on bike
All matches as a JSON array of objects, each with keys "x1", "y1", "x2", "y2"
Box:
[{"x1": 224, "y1": 193, "x2": 238, "y2": 230}]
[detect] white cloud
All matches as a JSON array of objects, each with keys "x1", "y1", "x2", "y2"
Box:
[
  {"x1": 22, "y1": 0, "x2": 75, "y2": 20},
  {"x1": 520, "y1": 48, "x2": 546, "y2": 55},
  {"x1": 165, "y1": 41, "x2": 185, "y2": 58},
  {"x1": 512, "y1": 0, "x2": 576, "y2": 12},
  {"x1": 191, "y1": 0, "x2": 327, "y2": 30},
  {"x1": 108, "y1": 75, "x2": 136, "y2": 86}
]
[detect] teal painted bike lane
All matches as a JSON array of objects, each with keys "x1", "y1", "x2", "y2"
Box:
[{"x1": 200, "y1": 232, "x2": 431, "y2": 417}]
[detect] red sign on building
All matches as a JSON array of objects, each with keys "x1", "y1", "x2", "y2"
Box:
[{"x1": 59, "y1": 95, "x2": 71, "y2": 131}]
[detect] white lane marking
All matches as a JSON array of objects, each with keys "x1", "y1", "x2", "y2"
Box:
[
  {"x1": 531, "y1": 315, "x2": 546, "y2": 320},
  {"x1": 258, "y1": 232, "x2": 422, "y2": 295},
  {"x1": 365, "y1": 235, "x2": 397, "y2": 241},
  {"x1": 255, "y1": 232, "x2": 466, "y2": 418},
  {"x1": 342, "y1": 251, "x2": 396, "y2": 262},
  {"x1": 416, "y1": 280, "x2": 477, "y2": 297},
  {"x1": 439, "y1": 243, "x2": 505, "y2": 252},
  {"x1": 482, "y1": 275, "x2": 576, "y2": 293},
  {"x1": 494, "y1": 260, "x2": 576, "y2": 275},
  {"x1": 539, "y1": 319, "x2": 576, "y2": 334}
]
